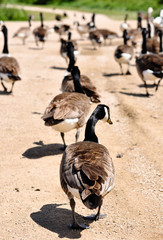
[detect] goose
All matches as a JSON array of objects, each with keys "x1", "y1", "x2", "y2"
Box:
[
  {"x1": 120, "y1": 14, "x2": 131, "y2": 35},
  {"x1": 127, "y1": 12, "x2": 143, "y2": 50},
  {"x1": 89, "y1": 29, "x2": 104, "y2": 49},
  {"x1": 98, "y1": 29, "x2": 119, "y2": 45},
  {"x1": 33, "y1": 12, "x2": 48, "y2": 48},
  {"x1": 13, "y1": 15, "x2": 33, "y2": 45},
  {"x1": 60, "y1": 32, "x2": 79, "y2": 63},
  {"x1": 42, "y1": 64, "x2": 91, "y2": 149},
  {"x1": 73, "y1": 13, "x2": 96, "y2": 39},
  {"x1": 146, "y1": 23, "x2": 159, "y2": 54},
  {"x1": 136, "y1": 28, "x2": 163, "y2": 96},
  {"x1": 114, "y1": 29, "x2": 134, "y2": 75},
  {"x1": 54, "y1": 24, "x2": 70, "y2": 39},
  {"x1": 87, "y1": 13, "x2": 118, "y2": 46},
  {"x1": 0, "y1": 25, "x2": 21, "y2": 93},
  {"x1": 61, "y1": 41, "x2": 100, "y2": 102},
  {"x1": 60, "y1": 104, "x2": 114, "y2": 229},
  {"x1": 74, "y1": 21, "x2": 90, "y2": 39}
]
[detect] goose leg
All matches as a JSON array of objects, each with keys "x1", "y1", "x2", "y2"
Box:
[
  {"x1": 9, "y1": 82, "x2": 15, "y2": 93},
  {"x1": 126, "y1": 63, "x2": 131, "y2": 75},
  {"x1": 60, "y1": 132, "x2": 66, "y2": 149},
  {"x1": 119, "y1": 63, "x2": 123, "y2": 75},
  {"x1": 1, "y1": 80, "x2": 7, "y2": 92},
  {"x1": 155, "y1": 78, "x2": 162, "y2": 91},
  {"x1": 69, "y1": 198, "x2": 89, "y2": 229},
  {"x1": 75, "y1": 128, "x2": 81, "y2": 143},
  {"x1": 143, "y1": 81, "x2": 149, "y2": 97}
]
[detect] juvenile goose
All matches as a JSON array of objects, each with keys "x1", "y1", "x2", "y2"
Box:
[
  {"x1": 42, "y1": 65, "x2": 91, "y2": 149},
  {"x1": 33, "y1": 13, "x2": 48, "y2": 48},
  {"x1": 61, "y1": 42, "x2": 100, "y2": 103},
  {"x1": 114, "y1": 29, "x2": 134, "y2": 75},
  {"x1": 60, "y1": 32, "x2": 79, "y2": 63},
  {"x1": 136, "y1": 28, "x2": 163, "y2": 96},
  {"x1": 0, "y1": 25, "x2": 21, "y2": 93},
  {"x1": 60, "y1": 104, "x2": 114, "y2": 229},
  {"x1": 13, "y1": 15, "x2": 33, "y2": 45}
]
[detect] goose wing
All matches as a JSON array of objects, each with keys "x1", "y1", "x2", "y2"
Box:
[
  {"x1": 61, "y1": 142, "x2": 115, "y2": 199},
  {"x1": 42, "y1": 92, "x2": 89, "y2": 121}
]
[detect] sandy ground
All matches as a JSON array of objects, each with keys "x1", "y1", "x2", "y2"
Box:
[{"x1": 0, "y1": 5, "x2": 163, "y2": 240}]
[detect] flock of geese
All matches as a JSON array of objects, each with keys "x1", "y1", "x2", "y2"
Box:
[{"x1": 0, "y1": 7, "x2": 163, "y2": 229}]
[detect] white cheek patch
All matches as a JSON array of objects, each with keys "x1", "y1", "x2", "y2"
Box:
[{"x1": 102, "y1": 106, "x2": 109, "y2": 122}]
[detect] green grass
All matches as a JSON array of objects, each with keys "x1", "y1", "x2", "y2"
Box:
[{"x1": 0, "y1": 0, "x2": 163, "y2": 20}]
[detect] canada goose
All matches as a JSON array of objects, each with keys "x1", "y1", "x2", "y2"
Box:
[
  {"x1": 74, "y1": 21, "x2": 90, "y2": 39},
  {"x1": 33, "y1": 13, "x2": 48, "y2": 48},
  {"x1": 136, "y1": 28, "x2": 163, "y2": 96},
  {"x1": 98, "y1": 29, "x2": 119, "y2": 45},
  {"x1": 0, "y1": 25, "x2": 21, "y2": 93},
  {"x1": 146, "y1": 23, "x2": 159, "y2": 54},
  {"x1": 89, "y1": 30, "x2": 104, "y2": 49},
  {"x1": 54, "y1": 24, "x2": 70, "y2": 39},
  {"x1": 13, "y1": 15, "x2": 33, "y2": 45},
  {"x1": 120, "y1": 14, "x2": 131, "y2": 34},
  {"x1": 42, "y1": 65, "x2": 91, "y2": 149},
  {"x1": 61, "y1": 42, "x2": 100, "y2": 102},
  {"x1": 60, "y1": 32, "x2": 79, "y2": 63},
  {"x1": 60, "y1": 104, "x2": 114, "y2": 229},
  {"x1": 114, "y1": 29, "x2": 134, "y2": 75}
]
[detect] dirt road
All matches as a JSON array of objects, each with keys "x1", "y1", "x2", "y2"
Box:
[{"x1": 0, "y1": 6, "x2": 163, "y2": 240}]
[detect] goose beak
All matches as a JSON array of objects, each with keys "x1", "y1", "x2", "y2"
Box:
[{"x1": 107, "y1": 119, "x2": 113, "y2": 124}]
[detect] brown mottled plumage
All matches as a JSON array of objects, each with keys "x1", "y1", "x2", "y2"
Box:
[
  {"x1": 0, "y1": 25, "x2": 21, "y2": 93},
  {"x1": 60, "y1": 104, "x2": 114, "y2": 229},
  {"x1": 61, "y1": 41, "x2": 100, "y2": 102},
  {"x1": 33, "y1": 13, "x2": 48, "y2": 48},
  {"x1": 42, "y1": 65, "x2": 91, "y2": 148}
]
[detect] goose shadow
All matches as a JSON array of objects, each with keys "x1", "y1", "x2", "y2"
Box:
[
  {"x1": 0, "y1": 90, "x2": 13, "y2": 95},
  {"x1": 30, "y1": 203, "x2": 92, "y2": 238},
  {"x1": 22, "y1": 141, "x2": 64, "y2": 159},
  {"x1": 138, "y1": 83, "x2": 158, "y2": 89},
  {"x1": 50, "y1": 66, "x2": 66, "y2": 70},
  {"x1": 119, "y1": 91, "x2": 153, "y2": 98},
  {"x1": 103, "y1": 73, "x2": 122, "y2": 77}
]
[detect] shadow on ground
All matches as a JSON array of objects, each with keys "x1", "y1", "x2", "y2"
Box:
[
  {"x1": 22, "y1": 141, "x2": 64, "y2": 159},
  {"x1": 31, "y1": 203, "x2": 92, "y2": 239}
]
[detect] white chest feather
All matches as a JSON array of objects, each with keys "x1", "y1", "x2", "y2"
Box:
[
  {"x1": 143, "y1": 69, "x2": 159, "y2": 81},
  {"x1": 51, "y1": 118, "x2": 79, "y2": 133},
  {"x1": 67, "y1": 185, "x2": 80, "y2": 199},
  {"x1": 120, "y1": 53, "x2": 131, "y2": 63},
  {"x1": 0, "y1": 73, "x2": 13, "y2": 82}
]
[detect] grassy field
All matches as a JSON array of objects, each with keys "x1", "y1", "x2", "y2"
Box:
[{"x1": 0, "y1": 0, "x2": 163, "y2": 20}]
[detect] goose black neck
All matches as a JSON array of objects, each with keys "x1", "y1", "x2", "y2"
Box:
[
  {"x1": 147, "y1": 23, "x2": 151, "y2": 38},
  {"x1": 68, "y1": 32, "x2": 71, "y2": 40},
  {"x1": 137, "y1": 13, "x2": 142, "y2": 29},
  {"x1": 123, "y1": 30, "x2": 128, "y2": 45},
  {"x1": 2, "y1": 26, "x2": 9, "y2": 54},
  {"x1": 141, "y1": 29, "x2": 147, "y2": 54},
  {"x1": 28, "y1": 16, "x2": 32, "y2": 27},
  {"x1": 40, "y1": 13, "x2": 44, "y2": 28},
  {"x1": 84, "y1": 115, "x2": 98, "y2": 143},
  {"x1": 158, "y1": 31, "x2": 162, "y2": 52},
  {"x1": 67, "y1": 42, "x2": 75, "y2": 72},
  {"x1": 124, "y1": 14, "x2": 128, "y2": 23},
  {"x1": 72, "y1": 69, "x2": 84, "y2": 94}
]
